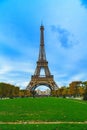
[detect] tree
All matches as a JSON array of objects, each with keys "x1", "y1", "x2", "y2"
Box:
[
  {"x1": 30, "y1": 90, "x2": 36, "y2": 98},
  {"x1": 83, "y1": 81, "x2": 87, "y2": 100},
  {"x1": 0, "y1": 82, "x2": 20, "y2": 98},
  {"x1": 78, "y1": 87, "x2": 85, "y2": 96},
  {"x1": 51, "y1": 90, "x2": 58, "y2": 97},
  {"x1": 69, "y1": 81, "x2": 82, "y2": 97},
  {"x1": 62, "y1": 87, "x2": 68, "y2": 98}
]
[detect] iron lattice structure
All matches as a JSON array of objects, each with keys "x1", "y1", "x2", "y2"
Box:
[{"x1": 26, "y1": 25, "x2": 58, "y2": 91}]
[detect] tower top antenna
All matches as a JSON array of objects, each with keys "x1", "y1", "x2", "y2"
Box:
[{"x1": 41, "y1": 20, "x2": 43, "y2": 26}]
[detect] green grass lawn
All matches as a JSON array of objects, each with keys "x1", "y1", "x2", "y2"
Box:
[
  {"x1": 0, "y1": 97, "x2": 87, "y2": 130},
  {"x1": 0, "y1": 97, "x2": 87, "y2": 122},
  {"x1": 0, "y1": 124, "x2": 87, "y2": 130}
]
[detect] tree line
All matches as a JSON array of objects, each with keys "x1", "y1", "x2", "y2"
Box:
[
  {"x1": 0, "y1": 81, "x2": 87, "y2": 100},
  {"x1": 51, "y1": 81, "x2": 87, "y2": 100},
  {"x1": 0, "y1": 83, "x2": 31, "y2": 98}
]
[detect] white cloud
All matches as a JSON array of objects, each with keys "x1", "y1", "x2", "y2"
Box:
[
  {"x1": 0, "y1": 56, "x2": 12, "y2": 74},
  {"x1": 70, "y1": 73, "x2": 87, "y2": 81},
  {"x1": 16, "y1": 81, "x2": 29, "y2": 89},
  {"x1": 0, "y1": 65, "x2": 12, "y2": 75}
]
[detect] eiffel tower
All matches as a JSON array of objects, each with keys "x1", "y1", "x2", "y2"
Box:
[{"x1": 26, "y1": 25, "x2": 58, "y2": 91}]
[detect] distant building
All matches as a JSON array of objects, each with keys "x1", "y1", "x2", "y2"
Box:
[{"x1": 36, "y1": 89, "x2": 51, "y2": 95}]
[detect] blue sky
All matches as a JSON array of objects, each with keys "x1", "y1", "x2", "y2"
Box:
[{"x1": 0, "y1": 0, "x2": 87, "y2": 89}]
